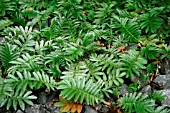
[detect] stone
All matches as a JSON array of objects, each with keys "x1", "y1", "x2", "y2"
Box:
[
  {"x1": 0, "y1": 37, "x2": 4, "y2": 42},
  {"x1": 47, "y1": 92, "x2": 57, "y2": 103},
  {"x1": 165, "y1": 36, "x2": 170, "y2": 46},
  {"x1": 164, "y1": 79, "x2": 170, "y2": 89},
  {"x1": 119, "y1": 84, "x2": 129, "y2": 96},
  {"x1": 25, "y1": 104, "x2": 47, "y2": 113},
  {"x1": 95, "y1": 104, "x2": 102, "y2": 111},
  {"x1": 125, "y1": 44, "x2": 139, "y2": 51},
  {"x1": 153, "y1": 75, "x2": 170, "y2": 88},
  {"x1": 164, "y1": 58, "x2": 170, "y2": 75},
  {"x1": 101, "y1": 106, "x2": 109, "y2": 113},
  {"x1": 3, "y1": 111, "x2": 12, "y2": 113},
  {"x1": 38, "y1": 92, "x2": 47, "y2": 104},
  {"x1": 84, "y1": 105, "x2": 97, "y2": 113},
  {"x1": 160, "y1": 58, "x2": 170, "y2": 75},
  {"x1": 53, "y1": 107, "x2": 60, "y2": 113},
  {"x1": 16, "y1": 110, "x2": 24, "y2": 113},
  {"x1": 139, "y1": 85, "x2": 151, "y2": 95},
  {"x1": 25, "y1": 105, "x2": 41, "y2": 113},
  {"x1": 0, "y1": 107, "x2": 3, "y2": 113},
  {"x1": 46, "y1": 104, "x2": 60, "y2": 113},
  {"x1": 160, "y1": 89, "x2": 170, "y2": 107}
]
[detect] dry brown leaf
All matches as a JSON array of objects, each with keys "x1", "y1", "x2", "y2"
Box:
[
  {"x1": 116, "y1": 46, "x2": 125, "y2": 51},
  {"x1": 117, "y1": 108, "x2": 122, "y2": 113},
  {"x1": 150, "y1": 73, "x2": 155, "y2": 81},
  {"x1": 62, "y1": 104, "x2": 73, "y2": 112},
  {"x1": 82, "y1": 12, "x2": 86, "y2": 16},
  {"x1": 59, "y1": 96, "x2": 63, "y2": 99},
  {"x1": 58, "y1": 96, "x2": 84, "y2": 113},
  {"x1": 116, "y1": 46, "x2": 127, "y2": 53},
  {"x1": 77, "y1": 104, "x2": 83, "y2": 113},
  {"x1": 121, "y1": 49, "x2": 127, "y2": 53},
  {"x1": 71, "y1": 104, "x2": 77, "y2": 112}
]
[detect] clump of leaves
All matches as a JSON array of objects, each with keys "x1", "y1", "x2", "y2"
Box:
[
  {"x1": 120, "y1": 92, "x2": 155, "y2": 113},
  {"x1": 149, "y1": 91, "x2": 165, "y2": 101},
  {"x1": 55, "y1": 96, "x2": 83, "y2": 113},
  {"x1": 57, "y1": 77, "x2": 105, "y2": 105},
  {"x1": 128, "y1": 81, "x2": 141, "y2": 92},
  {"x1": 0, "y1": 0, "x2": 170, "y2": 112}
]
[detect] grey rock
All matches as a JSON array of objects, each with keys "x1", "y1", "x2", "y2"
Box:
[
  {"x1": 38, "y1": 92, "x2": 47, "y2": 104},
  {"x1": 165, "y1": 37, "x2": 170, "y2": 46},
  {"x1": 125, "y1": 44, "x2": 139, "y2": 50},
  {"x1": 84, "y1": 105, "x2": 97, "y2": 113},
  {"x1": 165, "y1": 79, "x2": 170, "y2": 89},
  {"x1": 131, "y1": 75, "x2": 138, "y2": 82},
  {"x1": 53, "y1": 107, "x2": 60, "y2": 113},
  {"x1": 47, "y1": 92, "x2": 57, "y2": 103},
  {"x1": 119, "y1": 84, "x2": 129, "y2": 96},
  {"x1": 0, "y1": 108, "x2": 3, "y2": 113},
  {"x1": 164, "y1": 58, "x2": 170, "y2": 75},
  {"x1": 46, "y1": 104, "x2": 60, "y2": 113},
  {"x1": 3, "y1": 111, "x2": 12, "y2": 113},
  {"x1": 25, "y1": 105, "x2": 41, "y2": 113},
  {"x1": 101, "y1": 106, "x2": 109, "y2": 113},
  {"x1": 0, "y1": 37, "x2": 4, "y2": 42},
  {"x1": 25, "y1": 104, "x2": 47, "y2": 113},
  {"x1": 140, "y1": 85, "x2": 151, "y2": 95},
  {"x1": 160, "y1": 58, "x2": 170, "y2": 75},
  {"x1": 153, "y1": 75, "x2": 170, "y2": 88},
  {"x1": 95, "y1": 104, "x2": 102, "y2": 111},
  {"x1": 16, "y1": 110, "x2": 24, "y2": 113},
  {"x1": 161, "y1": 89, "x2": 170, "y2": 107},
  {"x1": 45, "y1": 110, "x2": 50, "y2": 113}
]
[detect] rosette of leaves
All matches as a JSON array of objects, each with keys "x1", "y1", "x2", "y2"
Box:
[
  {"x1": 57, "y1": 77, "x2": 106, "y2": 105},
  {"x1": 119, "y1": 50, "x2": 147, "y2": 78}
]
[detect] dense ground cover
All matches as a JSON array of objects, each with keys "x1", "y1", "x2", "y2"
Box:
[{"x1": 0, "y1": 0, "x2": 170, "y2": 113}]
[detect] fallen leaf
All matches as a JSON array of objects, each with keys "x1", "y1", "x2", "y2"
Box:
[{"x1": 77, "y1": 104, "x2": 83, "y2": 113}]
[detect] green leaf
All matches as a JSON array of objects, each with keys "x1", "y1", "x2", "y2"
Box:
[
  {"x1": 58, "y1": 77, "x2": 104, "y2": 105},
  {"x1": 18, "y1": 100, "x2": 25, "y2": 111}
]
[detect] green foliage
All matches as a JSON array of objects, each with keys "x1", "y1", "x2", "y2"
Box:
[
  {"x1": 125, "y1": 0, "x2": 149, "y2": 9},
  {"x1": 7, "y1": 70, "x2": 57, "y2": 91},
  {"x1": 140, "y1": 73, "x2": 152, "y2": 82},
  {"x1": 120, "y1": 50, "x2": 147, "y2": 78},
  {"x1": 27, "y1": 6, "x2": 54, "y2": 26},
  {"x1": 0, "y1": 0, "x2": 16, "y2": 16},
  {"x1": 90, "y1": 53, "x2": 117, "y2": 76},
  {"x1": 0, "y1": 19, "x2": 13, "y2": 30},
  {"x1": 112, "y1": 16, "x2": 141, "y2": 42},
  {"x1": 0, "y1": 77, "x2": 36, "y2": 111},
  {"x1": 103, "y1": 69, "x2": 125, "y2": 87},
  {"x1": 0, "y1": 43, "x2": 18, "y2": 69},
  {"x1": 128, "y1": 81, "x2": 141, "y2": 92},
  {"x1": 140, "y1": 7, "x2": 164, "y2": 33},
  {"x1": 94, "y1": 2, "x2": 116, "y2": 25},
  {"x1": 146, "y1": 62, "x2": 157, "y2": 72},
  {"x1": 57, "y1": 77, "x2": 104, "y2": 105},
  {"x1": 149, "y1": 91, "x2": 165, "y2": 101},
  {"x1": 62, "y1": 60, "x2": 104, "y2": 81},
  {"x1": 153, "y1": 106, "x2": 170, "y2": 113},
  {"x1": 1, "y1": 90, "x2": 37, "y2": 110},
  {"x1": 0, "y1": 0, "x2": 169, "y2": 112},
  {"x1": 0, "y1": 77, "x2": 13, "y2": 101},
  {"x1": 9, "y1": 53, "x2": 42, "y2": 72},
  {"x1": 160, "y1": 45, "x2": 170, "y2": 59},
  {"x1": 120, "y1": 92, "x2": 155, "y2": 113},
  {"x1": 120, "y1": 92, "x2": 169, "y2": 113},
  {"x1": 142, "y1": 45, "x2": 160, "y2": 59}
]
